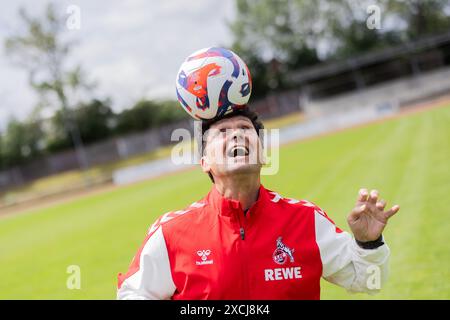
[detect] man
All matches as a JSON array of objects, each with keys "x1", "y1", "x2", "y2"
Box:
[{"x1": 117, "y1": 107, "x2": 400, "y2": 300}]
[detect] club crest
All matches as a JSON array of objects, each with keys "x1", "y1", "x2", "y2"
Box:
[{"x1": 272, "y1": 237, "x2": 295, "y2": 265}]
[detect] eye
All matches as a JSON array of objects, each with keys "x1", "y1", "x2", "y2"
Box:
[{"x1": 212, "y1": 128, "x2": 227, "y2": 137}]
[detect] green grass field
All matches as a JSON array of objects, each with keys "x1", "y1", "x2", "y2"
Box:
[{"x1": 0, "y1": 105, "x2": 449, "y2": 299}]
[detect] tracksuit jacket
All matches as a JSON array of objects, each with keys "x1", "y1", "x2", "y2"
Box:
[{"x1": 117, "y1": 184, "x2": 390, "y2": 299}]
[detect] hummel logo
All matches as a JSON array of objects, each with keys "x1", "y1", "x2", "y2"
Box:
[
  {"x1": 196, "y1": 249, "x2": 213, "y2": 265},
  {"x1": 197, "y1": 250, "x2": 211, "y2": 261}
]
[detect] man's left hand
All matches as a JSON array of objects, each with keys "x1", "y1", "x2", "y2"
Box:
[{"x1": 347, "y1": 188, "x2": 400, "y2": 242}]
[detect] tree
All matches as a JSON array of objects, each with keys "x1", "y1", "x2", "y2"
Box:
[
  {"x1": 115, "y1": 100, "x2": 158, "y2": 135},
  {"x1": 1, "y1": 119, "x2": 44, "y2": 168},
  {"x1": 230, "y1": 0, "x2": 321, "y2": 96},
  {"x1": 153, "y1": 100, "x2": 190, "y2": 126},
  {"x1": 46, "y1": 99, "x2": 114, "y2": 152},
  {"x1": 229, "y1": 0, "x2": 450, "y2": 93},
  {"x1": 76, "y1": 99, "x2": 115, "y2": 144},
  {"x1": 0, "y1": 134, "x2": 5, "y2": 170},
  {"x1": 386, "y1": 0, "x2": 450, "y2": 41},
  {"x1": 114, "y1": 99, "x2": 188, "y2": 135},
  {"x1": 4, "y1": 4, "x2": 92, "y2": 169}
]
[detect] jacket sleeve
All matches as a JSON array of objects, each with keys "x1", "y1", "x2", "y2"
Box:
[
  {"x1": 117, "y1": 227, "x2": 176, "y2": 300},
  {"x1": 314, "y1": 207, "x2": 390, "y2": 294}
]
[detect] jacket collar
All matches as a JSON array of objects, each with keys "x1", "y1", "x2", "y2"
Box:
[{"x1": 207, "y1": 183, "x2": 268, "y2": 217}]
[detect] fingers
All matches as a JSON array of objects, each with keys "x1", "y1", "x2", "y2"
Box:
[
  {"x1": 357, "y1": 188, "x2": 369, "y2": 202},
  {"x1": 384, "y1": 205, "x2": 400, "y2": 219},
  {"x1": 368, "y1": 189, "x2": 379, "y2": 204},
  {"x1": 348, "y1": 203, "x2": 367, "y2": 221},
  {"x1": 356, "y1": 188, "x2": 399, "y2": 219},
  {"x1": 357, "y1": 188, "x2": 379, "y2": 204},
  {"x1": 376, "y1": 199, "x2": 386, "y2": 211}
]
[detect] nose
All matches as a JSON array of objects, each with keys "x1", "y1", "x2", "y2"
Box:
[
  {"x1": 230, "y1": 128, "x2": 244, "y2": 139},
  {"x1": 230, "y1": 129, "x2": 246, "y2": 145}
]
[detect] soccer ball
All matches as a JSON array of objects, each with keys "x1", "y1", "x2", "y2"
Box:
[{"x1": 175, "y1": 47, "x2": 252, "y2": 120}]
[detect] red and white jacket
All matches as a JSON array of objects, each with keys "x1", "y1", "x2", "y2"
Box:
[{"x1": 117, "y1": 185, "x2": 390, "y2": 300}]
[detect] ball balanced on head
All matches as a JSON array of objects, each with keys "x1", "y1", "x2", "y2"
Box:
[{"x1": 175, "y1": 47, "x2": 252, "y2": 120}]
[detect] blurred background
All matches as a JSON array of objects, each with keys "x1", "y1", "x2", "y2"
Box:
[{"x1": 0, "y1": 0, "x2": 449, "y2": 299}]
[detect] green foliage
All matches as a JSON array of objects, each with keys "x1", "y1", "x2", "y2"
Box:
[
  {"x1": 155, "y1": 100, "x2": 190, "y2": 125},
  {"x1": 4, "y1": 4, "x2": 94, "y2": 169},
  {"x1": 387, "y1": 0, "x2": 450, "y2": 41},
  {"x1": 0, "y1": 136, "x2": 3, "y2": 169},
  {"x1": 114, "y1": 99, "x2": 188, "y2": 135},
  {"x1": 230, "y1": 0, "x2": 450, "y2": 95},
  {"x1": 0, "y1": 119, "x2": 44, "y2": 169},
  {"x1": 1, "y1": 4, "x2": 191, "y2": 171},
  {"x1": 46, "y1": 99, "x2": 115, "y2": 152},
  {"x1": 4, "y1": 4, "x2": 90, "y2": 101},
  {"x1": 230, "y1": 0, "x2": 321, "y2": 95},
  {"x1": 0, "y1": 98, "x2": 186, "y2": 167},
  {"x1": 115, "y1": 100, "x2": 160, "y2": 135}
]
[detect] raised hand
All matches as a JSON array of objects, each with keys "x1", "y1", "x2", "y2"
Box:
[{"x1": 347, "y1": 188, "x2": 400, "y2": 242}]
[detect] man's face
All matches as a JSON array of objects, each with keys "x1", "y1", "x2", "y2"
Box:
[{"x1": 201, "y1": 115, "x2": 264, "y2": 180}]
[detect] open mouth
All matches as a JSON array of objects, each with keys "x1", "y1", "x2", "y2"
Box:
[{"x1": 227, "y1": 145, "x2": 249, "y2": 158}]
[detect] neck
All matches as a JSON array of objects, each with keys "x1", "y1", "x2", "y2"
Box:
[{"x1": 214, "y1": 173, "x2": 261, "y2": 211}]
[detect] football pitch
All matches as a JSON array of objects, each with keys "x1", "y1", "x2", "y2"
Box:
[{"x1": 0, "y1": 104, "x2": 449, "y2": 300}]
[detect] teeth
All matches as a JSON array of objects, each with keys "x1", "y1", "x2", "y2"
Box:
[{"x1": 229, "y1": 146, "x2": 249, "y2": 157}]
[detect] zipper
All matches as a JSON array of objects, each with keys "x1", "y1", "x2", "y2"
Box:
[
  {"x1": 238, "y1": 209, "x2": 249, "y2": 240},
  {"x1": 237, "y1": 212, "x2": 245, "y2": 241},
  {"x1": 234, "y1": 207, "x2": 250, "y2": 298},
  {"x1": 240, "y1": 227, "x2": 245, "y2": 240}
]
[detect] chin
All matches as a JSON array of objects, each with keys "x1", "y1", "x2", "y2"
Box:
[{"x1": 223, "y1": 161, "x2": 261, "y2": 175}]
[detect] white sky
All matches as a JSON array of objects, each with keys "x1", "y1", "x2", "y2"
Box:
[{"x1": 0, "y1": 0, "x2": 235, "y2": 131}]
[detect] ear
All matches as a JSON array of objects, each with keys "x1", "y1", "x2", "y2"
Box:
[
  {"x1": 261, "y1": 152, "x2": 267, "y2": 166},
  {"x1": 200, "y1": 155, "x2": 211, "y2": 174},
  {"x1": 258, "y1": 138, "x2": 267, "y2": 165}
]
